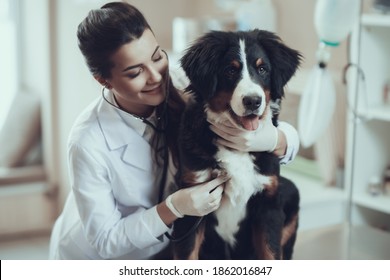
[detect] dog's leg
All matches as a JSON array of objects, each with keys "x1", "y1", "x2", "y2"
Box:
[
  {"x1": 252, "y1": 175, "x2": 284, "y2": 260},
  {"x1": 252, "y1": 231, "x2": 277, "y2": 259},
  {"x1": 173, "y1": 218, "x2": 206, "y2": 260},
  {"x1": 187, "y1": 221, "x2": 206, "y2": 259},
  {"x1": 279, "y1": 176, "x2": 300, "y2": 260},
  {"x1": 251, "y1": 210, "x2": 283, "y2": 260},
  {"x1": 281, "y1": 213, "x2": 299, "y2": 260}
]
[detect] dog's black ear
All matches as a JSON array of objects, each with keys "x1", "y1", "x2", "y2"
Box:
[
  {"x1": 180, "y1": 31, "x2": 228, "y2": 100},
  {"x1": 255, "y1": 30, "x2": 302, "y2": 99}
]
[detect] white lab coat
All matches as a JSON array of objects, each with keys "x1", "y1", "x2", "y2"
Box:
[{"x1": 49, "y1": 91, "x2": 171, "y2": 259}]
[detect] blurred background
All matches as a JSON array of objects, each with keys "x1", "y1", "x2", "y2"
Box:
[{"x1": 0, "y1": 0, "x2": 389, "y2": 259}]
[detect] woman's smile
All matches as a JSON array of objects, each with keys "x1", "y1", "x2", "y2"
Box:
[{"x1": 142, "y1": 83, "x2": 162, "y2": 94}]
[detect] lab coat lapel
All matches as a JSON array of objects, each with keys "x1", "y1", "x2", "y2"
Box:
[
  {"x1": 122, "y1": 137, "x2": 153, "y2": 171},
  {"x1": 98, "y1": 97, "x2": 153, "y2": 171}
]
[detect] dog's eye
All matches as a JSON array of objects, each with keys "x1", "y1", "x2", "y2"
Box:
[
  {"x1": 225, "y1": 66, "x2": 239, "y2": 78},
  {"x1": 257, "y1": 66, "x2": 268, "y2": 75}
]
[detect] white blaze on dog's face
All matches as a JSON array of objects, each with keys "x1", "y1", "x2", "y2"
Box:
[{"x1": 230, "y1": 40, "x2": 267, "y2": 131}]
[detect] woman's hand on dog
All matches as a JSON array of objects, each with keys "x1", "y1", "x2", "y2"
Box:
[
  {"x1": 168, "y1": 175, "x2": 228, "y2": 217},
  {"x1": 208, "y1": 116, "x2": 280, "y2": 153}
]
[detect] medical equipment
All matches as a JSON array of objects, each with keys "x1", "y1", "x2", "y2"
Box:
[{"x1": 297, "y1": 0, "x2": 360, "y2": 147}]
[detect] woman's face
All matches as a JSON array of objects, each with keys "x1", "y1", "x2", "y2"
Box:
[{"x1": 105, "y1": 29, "x2": 168, "y2": 117}]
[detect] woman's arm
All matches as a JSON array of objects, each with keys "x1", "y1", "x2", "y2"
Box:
[
  {"x1": 276, "y1": 121, "x2": 300, "y2": 164},
  {"x1": 68, "y1": 144, "x2": 170, "y2": 259}
]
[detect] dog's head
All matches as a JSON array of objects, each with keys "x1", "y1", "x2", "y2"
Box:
[{"x1": 180, "y1": 29, "x2": 302, "y2": 130}]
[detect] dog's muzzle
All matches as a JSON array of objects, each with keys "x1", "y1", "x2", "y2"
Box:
[{"x1": 229, "y1": 95, "x2": 263, "y2": 131}]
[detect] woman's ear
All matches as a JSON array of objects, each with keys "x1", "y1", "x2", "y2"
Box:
[{"x1": 94, "y1": 76, "x2": 112, "y2": 89}]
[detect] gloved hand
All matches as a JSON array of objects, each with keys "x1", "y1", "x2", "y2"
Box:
[
  {"x1": 208, "y1": 114, "x2": 279, "y2": 152},
  {"x1": 166, "y1": 176, "x2": 227, "y2": 217}
]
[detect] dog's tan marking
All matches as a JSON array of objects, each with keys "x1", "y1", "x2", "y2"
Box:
[
  {"x1": 231, "y1": 60, "x2": 240, "y2": 68},
  {"x1": 265, "y1": 89, "x2": 271, "y2": 103},
  {"x1": 187, "y1": 222, "x2": 206, "y2": 260},
  {"x1": 262, "y1": 243, "x2": 277, "y2": 260},
  {"x1": 181, "y1": 171, "x2": 199, "y2": 188},
  {"x1": 255, "y1": 58, "x2": 264, "y2": 67},
  {"x1": 281, "y1": 213, "x2": 298, "y2": 247},
  {"x1": 252, "y1": 227, "x2": 277, "y2": 260},
  {"x1": 209, "y1": 91, "x2": 232, "y2": 113},
  {"x1": 263, "y1": 175, "x2": 279, "y2": 197},
  {"x1": 181, "y1": 169, "x2": 212, "y2": 188}
]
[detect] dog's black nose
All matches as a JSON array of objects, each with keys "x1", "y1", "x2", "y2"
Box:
[{"x1": 243, "y1": 96, "x2": 262, "y2": 111}]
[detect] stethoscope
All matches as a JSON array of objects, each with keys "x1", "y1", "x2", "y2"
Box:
[{"x1": 101, "y1": 86, "x2": 168, "y2": 132}]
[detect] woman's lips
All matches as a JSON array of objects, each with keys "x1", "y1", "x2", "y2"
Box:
[{"x1": 142, "y1": 84, "x2": 161, "y2": 93}]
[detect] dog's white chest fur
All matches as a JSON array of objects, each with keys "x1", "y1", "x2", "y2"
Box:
[{"x1": 214, "y1": 146, "x2": 271, "y2": 246}]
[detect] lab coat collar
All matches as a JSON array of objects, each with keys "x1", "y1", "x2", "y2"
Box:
[{"x1": 98, "y1": 90, "x2": 150, "y2": 151}]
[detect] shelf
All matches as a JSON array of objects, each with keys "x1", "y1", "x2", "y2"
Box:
[
  {"x1": 345, "y1": 11, "x2": 390, "y2": 245},
  {"x1": 362, "y1": 13, "x2": 390, "y2": 27},
  {"x1": 357, "y1": 104, "x2": 390, "y2": 122},
  {"x1": 353, "y1": 192, "x2": 390, "y2": 215}
]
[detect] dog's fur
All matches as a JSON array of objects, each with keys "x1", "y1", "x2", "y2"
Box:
[{"x1": 172, "y1": 29, "x2": 301, "y2": 260}]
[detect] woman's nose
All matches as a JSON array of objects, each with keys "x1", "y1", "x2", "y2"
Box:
[{"x1": 147, "y1": 65, "x2": 163, "y2": 83}]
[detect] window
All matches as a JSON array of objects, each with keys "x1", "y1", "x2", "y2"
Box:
[{"x1": 0, "y1": 0, "x2": 19, "y2": 129}]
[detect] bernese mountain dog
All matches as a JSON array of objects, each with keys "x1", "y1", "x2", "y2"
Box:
[{"x1": 172, "y1": 29, "x2": 301, "y2": 260}]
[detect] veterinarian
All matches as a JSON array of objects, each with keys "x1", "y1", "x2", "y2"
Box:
[{"x1": 49, "y1": 2, "x2": 299, "y2": 260}]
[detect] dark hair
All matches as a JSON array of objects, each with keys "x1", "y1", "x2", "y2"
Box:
[
  {"x1": 77, "y1": 2, "x2": 151, "y2": 79},
  {"x1": 77, "y1": 2, "x2": 185, "y2": 169}
]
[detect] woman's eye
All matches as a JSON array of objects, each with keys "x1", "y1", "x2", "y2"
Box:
[
  {"x1": 152, "y1": 50, "x2": 164, "y2": 62},
  {"x1": 153, "y1": 54, "x2": 163, "y2": 62},
  {"x1": 127, "y1": 68, "x2": 143, "y2": 78}
]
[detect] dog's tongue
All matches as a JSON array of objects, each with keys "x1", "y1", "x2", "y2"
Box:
[{"x1": 240, "y1": 115, "x2": 260, "y2": 131}]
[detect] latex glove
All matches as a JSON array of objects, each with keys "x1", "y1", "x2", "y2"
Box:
[
  {"x1": 208, "y1": 115, "x2": 278, "y2": 152},
  {"x1": 166, "y1": 176, "x2": 227, "y2": 217}
]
